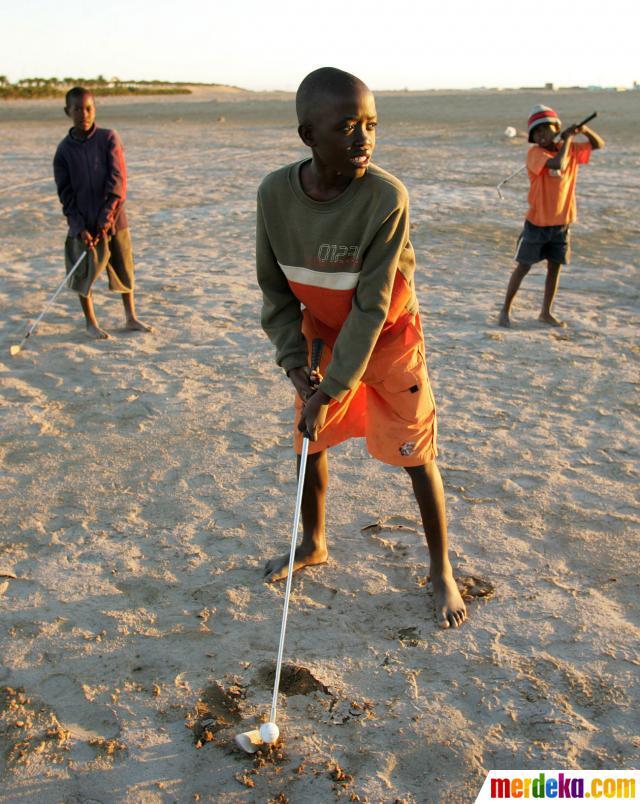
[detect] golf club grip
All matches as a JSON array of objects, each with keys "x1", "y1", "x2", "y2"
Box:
[
  {"x1": 310, "y1": 338, "x2": 324, "y2": 373},
  {"x1": 577, "y1": 112, "x2": 597, "y2": 128}
]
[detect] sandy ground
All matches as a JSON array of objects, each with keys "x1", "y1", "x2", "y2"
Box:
[{"x1": 0, "y1": 89, "x2": 638, "y2": 803}]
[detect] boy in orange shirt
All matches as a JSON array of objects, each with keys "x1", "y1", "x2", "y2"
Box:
[
  {"x1": 499, "y1": 104, "x2": 604, "y2": 328},
  {"x1": 257, "y1": 68, "x2": 467, "y2": 628}
]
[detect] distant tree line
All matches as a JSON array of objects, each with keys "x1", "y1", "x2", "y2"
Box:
[{"x1": 0, "y1": 75, "x2": 193, "y2": 99}]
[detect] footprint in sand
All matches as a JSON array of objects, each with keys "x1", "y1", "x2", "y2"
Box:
[
  {"x1": 416, "y1": 574, "x2": 495, "y2": 604},
  {"x1": 361, "y1": 517, "x2": 420, "y2": 555},
  {"x1": 187, "y1": 681, "x2": 245, "y2": 747},
  {"x1": 455, "y1": 575, "x2": 496, "y2": 603},
  {"x1": 38, "y1": 674, "x2": 120, "y2": 743},
  {"x1": 361, "y1": 516, "x2": 419, "y2": 537}
]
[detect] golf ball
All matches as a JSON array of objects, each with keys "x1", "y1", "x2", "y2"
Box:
[
  {"x1": 259, "y1": 722, "x2": 280, "y2": 744},
  {"x1": 504, "y1": 126, "x2": 517, "y2": 138}
]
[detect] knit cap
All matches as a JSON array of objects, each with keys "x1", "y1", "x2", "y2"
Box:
[{"x1": 527, "y1": 104, "x2": 561, "y2": 142}]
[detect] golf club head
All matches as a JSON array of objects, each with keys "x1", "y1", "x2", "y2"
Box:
[
  {"x1": 234, "y1": 728, "x2": 263, "y2": 754},
  {"x1": 9, "y1": 345, "x2": 21, "y2": 356}
]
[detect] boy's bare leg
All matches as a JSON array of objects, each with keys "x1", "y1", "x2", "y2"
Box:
[
  {"x1": 499, "y1": 262, "x2": 531, "y2": 327},
  {"x1": 79, "y1": 292, "x2": 110, "y2": 339},
  {"x1": 121, "y1": 292, "x2": 153, "y2": 332},
  {"x1": 538, "y1": 260, "x2": 565, "y2": 326},
  {"x1": 405, "y1": 461, "x2": 467, "y2": 628},
  {"x1": 264, "y1": 449, "x2": 329, "y2": 582}
]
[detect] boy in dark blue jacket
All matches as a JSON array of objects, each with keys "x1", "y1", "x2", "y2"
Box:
[{"x1": 53, "y1": 87, "x2": 151, "y2": 339}]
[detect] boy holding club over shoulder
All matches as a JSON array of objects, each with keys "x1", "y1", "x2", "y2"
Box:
[
  {"x1": 499, "y1": 104, "x2": 604, "y2": 328},
  {"x1": 256, "y1": 67, "x2": 466, "y2": 629},
  {"x1": 53, "y1": 87, "x2": 151, "y2": 339}
]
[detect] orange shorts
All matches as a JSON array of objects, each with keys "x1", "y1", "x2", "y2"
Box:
[{"x1": 293, "y1": 314, "x2": 438, "y2": 467}]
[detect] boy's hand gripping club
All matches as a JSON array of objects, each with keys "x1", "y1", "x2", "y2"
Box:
[
  {"x1": 560, "y1": 111, "x2": 597, "y2": 141},
  {"x1": 297, "y1": 337, "x2": 326, "y2": 440},
  {"x1": 308, "y1": 337, "x2": 324, "y2": 391}
]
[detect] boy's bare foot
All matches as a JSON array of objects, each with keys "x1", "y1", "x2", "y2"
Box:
[
  {"x1": 431, "y1": 568, "x2": 467, "y2": 628},
  {"x1": 538, "y1": 313, "x2": 566, "y2": 327},
  {"x1": 498, "y1": 309, "x2": 511, "y2": 328},
  {"x1": 264, "y1": 544, "x2": 328, "y2": 583},
  {"x1": 86, "y1": 323, "x2": 111, "y2": 340},
  {"x1": 125, "y1": 318, "x2": 153, "y2": 332}
]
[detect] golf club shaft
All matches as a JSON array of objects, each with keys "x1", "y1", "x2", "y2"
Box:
[
  {"x1": 497, "y1": 164, "x2": 526, "y2": 191},
  {"x1": 576, "y1": 111, "x2": 597, "y2": 128},
  {"x1": 268, "y1": 338, "x2": 324, "y2": 724},
  {"x1": 21, "y1": 249, "x2": 88, "y2": 343},
  {"x1": 269, "y1": 434, "x2": 310, "y2": 724}
]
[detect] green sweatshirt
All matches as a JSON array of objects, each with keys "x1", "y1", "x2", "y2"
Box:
[{"x1": 256, "y1": 159, "x2": 419, "y2": 402}]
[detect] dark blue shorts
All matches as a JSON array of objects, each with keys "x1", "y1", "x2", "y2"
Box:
[{"x1": 514, "y1": 220, "x2": 571, "y2": 266}]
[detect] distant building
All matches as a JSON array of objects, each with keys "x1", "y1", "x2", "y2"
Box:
[{"x1": 520, "y1": 84, "x2": 557, "y2": 91}]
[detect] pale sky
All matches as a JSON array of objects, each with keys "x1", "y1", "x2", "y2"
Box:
[{"x1": 2, "y1": 0, "x2": 638, "y2": 91}]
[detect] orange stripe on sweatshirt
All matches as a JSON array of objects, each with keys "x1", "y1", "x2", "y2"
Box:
[
  {"x1": 288, "y1": 280, "x2": 355, "y2": 332},
  {"x1": 288, "y1": 269, "x2": 415, "y2": 336}
]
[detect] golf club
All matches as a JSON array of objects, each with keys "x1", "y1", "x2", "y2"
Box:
[
  {"x1": 235, "y1": 338, "x2": 324, "y2": 754},
  {"x1": 496, "y1": 111, "x2": 597, "y2": 199},
  {"x1": 10, "y1": 248, "x2": 89, "y2": 356},
  {"x1": 496, "y1": 165, "x2": 526, "y2": 200}
]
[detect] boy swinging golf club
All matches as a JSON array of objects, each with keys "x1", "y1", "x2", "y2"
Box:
[
  {"x1": 256, "y1": 67, "x2": 466, "y2": 626},
  {"x1": 235, "y1": 339, "x2": 324, "y2": 753},
  {"x1": 498, "y1": 107, "x2": 604, "y2": 328},
  {"x1": 53, "y1": 87, "x2": 151, "y2": 339},
  {"x1": 496, "y1": 112, "x2": 597, "y2": 199},
  {"x1": 236, "y1": 65, "x2": 469, "y2": 753},
  {"x1": 10, "y1": 249, "x2": 89, "y2": 356}
]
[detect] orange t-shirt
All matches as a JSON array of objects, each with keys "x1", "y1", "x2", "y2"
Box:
[{"x1": 526, "y1": 142, "x2": 591, "y2": 227}]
